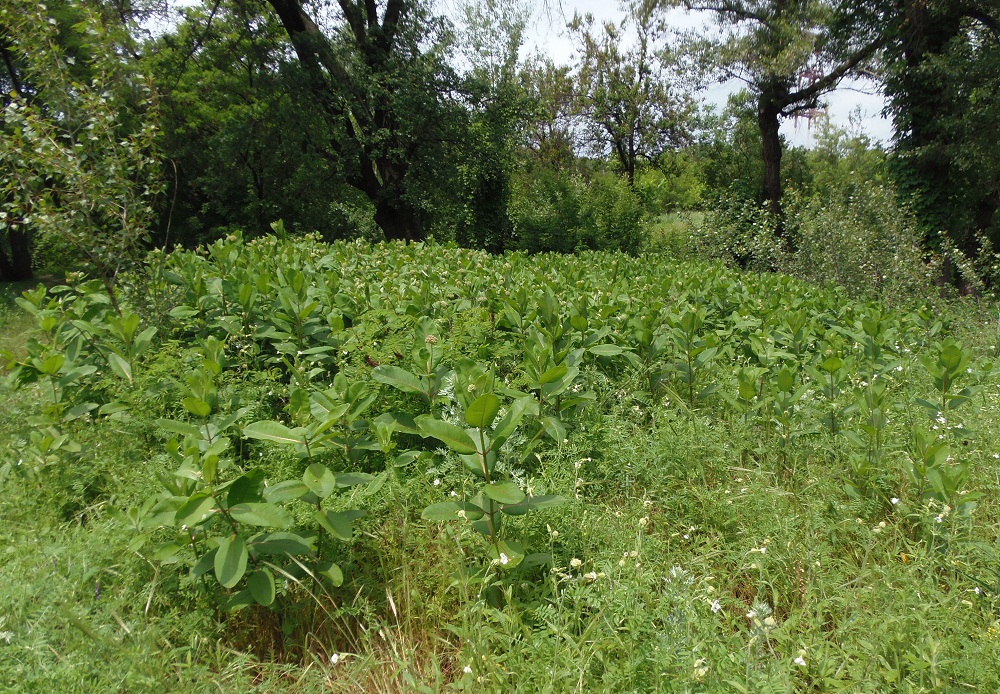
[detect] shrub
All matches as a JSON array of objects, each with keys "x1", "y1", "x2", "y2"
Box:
[
  {"x1": 509, "y1": 169, "x2": 643, "y2": 255},
  {"x1": 692, "y1": 183, "x2": 933, "y2": 303},
  {"x1": 784, "y1": 185, "x2": 933, "y2": 302},
  {"x1": 689, "y1": 195, "x2": 786, "y2": 272}
]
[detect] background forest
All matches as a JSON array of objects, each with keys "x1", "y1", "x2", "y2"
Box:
[{"x1": 1, "y1": 0, "x2": 998, "y2": 290}]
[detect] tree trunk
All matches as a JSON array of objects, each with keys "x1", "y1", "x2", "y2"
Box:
[
  {"x1": 757, "y1": 99, "x2": 784, "y2": 229},
  {"x1": 0, "y1": 223, "x2": 33, "y2": 282},
  {"x1": 975, "y1": 189, "x2": 999, "y2": 237},
  {"x1": 374, "y1": 197, "x2": 421, "y2": 242}
]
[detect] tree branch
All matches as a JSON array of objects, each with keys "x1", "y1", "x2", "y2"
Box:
[{"x1": 779, "y1": 37, "x2": 884, "y2": 113}]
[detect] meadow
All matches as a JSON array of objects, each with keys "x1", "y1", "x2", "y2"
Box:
[{"x1": 3, "y1": 234, "x2": 1000, "y2": 692}]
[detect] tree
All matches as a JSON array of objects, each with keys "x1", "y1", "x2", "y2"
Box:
[
  {"x1": 261, "y1": 0, "x2": 463, "y2": 242},
  {"x1": 650, "y1": 0, "x2": 882, "y2": 227},
  {"x1": 0, "y1": 0, "x2": 160, "y2": 295},
  {"x1": 146, "y1": 1, "x2": 365, "y2": 245},
  {"x1": 882, "y1": 0, "x2": 1000, "y2": 263},
  {"x1": 569, "y1": 5, "x2": 693, "y2": 184},
  {"x1": 452, "y1": 0, "x2": 533, "y2": 252},
  {"x1": 520, "y1": 57, "x2": 579, "y2": 170}
]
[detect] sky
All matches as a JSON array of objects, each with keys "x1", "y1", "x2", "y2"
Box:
[{"x1": 518, "y1": 0, "x2": 893, "y2": 147}]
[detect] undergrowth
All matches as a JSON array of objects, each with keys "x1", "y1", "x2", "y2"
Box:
[{"x1": 2, "y1": 238, "x2": 1000, "y2": 691}]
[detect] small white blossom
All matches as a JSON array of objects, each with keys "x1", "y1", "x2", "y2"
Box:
[
  {"x1": 710, "y1": 599, "x2": 722, "y2": 613},
  {"x1": 499, "y1": 552, "x2": 509, "y2": 565},
  {"x1": 794, "y1": 656, "x2": 807, "y2": 667},
  {"x1": 570, "y1": 558, "x2": 583, "y2": 569}
]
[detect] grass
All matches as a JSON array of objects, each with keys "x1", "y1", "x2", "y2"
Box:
[{"x1": 3, "y1": 240, "x2": 1000, "y2": 691}]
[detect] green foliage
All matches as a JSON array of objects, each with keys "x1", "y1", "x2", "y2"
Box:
[
  {"x1": 4, "y1": 235, "x2": 1000, "y2": 689},
  {"x1": 884, "y1": 0, "x2": 1000, "y2": 259},
  {"x1": 0, "y1": 0, "x2": 161, "y2": 292},
  {"x1": 145, "y1": 1, "x2": 364, "y2": 245},
  {"x1": 783, "y1": 184, "x2": 932, "y2": 302},
  {"x1": 569, "y1": 5, "x2": 693, "y2": 182},
  {"x1": 510, "y1": 169, "x2": 643, "y2": 254},
  {"x1": 634, "y1": 155, "x2": 705, "y2": 214}
]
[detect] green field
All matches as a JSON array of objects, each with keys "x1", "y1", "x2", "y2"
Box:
[{"x1": 3, "y1": 236, "x2": 1000, "y2": 692}]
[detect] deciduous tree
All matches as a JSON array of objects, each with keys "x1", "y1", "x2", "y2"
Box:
[
  {"x1": 570, "y1": 4, "x2": 693, "y2": 184},
  {"x1": 649, "y1": 0, "x2": 882, "y2": 230}
]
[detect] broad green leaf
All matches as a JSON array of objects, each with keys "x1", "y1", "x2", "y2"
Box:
[
  {"x1": 421, "y1": 501, "x2": 485, "y2": 521},
  {"x1": 227, "y1": 588, "x2": 255, "y2": 612},
  {"x1": 214, "y1": 535, "x2": 248, "y2": 588},
  {"x1": 98, "y1": 401, "x2": 130, "y2": 417},
  {"x1": 250, "y1": 531, "x2": 315, "y2": 556},
  {"x1": 263, "y1": 480, "x2": 310, "y2": 504},
  {"x1": 317, "y1": 560, "x2": 344, "y2": 587},
  {"x1": 107, "y1": 352, "x2": 133, "y2": 383},
  {"x1": 227, "y1": 471, "x2": 265, "y2": 506},
  {"x1": 152, "y1": 543, "x2": 183, "y2": 562},
  {"x1": 940, "y1": 344, "x2": 963, "y2": 371},
  {"x1": 315, "y1": 509, "x2": 366, "y2": 541},
  {"x1": 248, "y1": 569, "x2": 276, "y2": 606},
  {"x1": 483, "y1": 481, "x2": 525, "y2": 505},
  {"x1": 243, "y1": 420, "x2": 304, "y2": 445},
  {"x1": 776, "y1": 368, "x2": 795, "y2": 393},
  {"x1": 491, "y1": 396, "x2": 537, "y2": 449},
  {"x1": 588, "y1": 344, "x2": 623, "y2": 357},
  {"x1": 303, "y1": 463, "x2": 336, "y2": 498},
  {"x1": 491, "y1": 539, "x2": 525, "y2": 569},
  {"x1": 175, "y1": 493, "x2": 216, "y2": 527},
  {"x1": 415, "y1": 416, "x2": 478, "y2": 454},
  {"x1": 335, "y1": 472, "x2": 375, "y2": 488},
  {"x1": 539, "y1": 416, "x2": 567, "y2": 444},
  {"x1": 821, "y1": 356, "x2": 843, "y2": 373},
  {"x1": 502, "y1": 494, "x2": 566, "y2": 515},
  {"x1": 202, "y1": 455, "x2": 218, "y2": 485},
  {"x1": 191, "y1": 547, "x2": 218, "y2": 578},
  {"x1": 537, "y1": 364, "x2": 568, "y2": 385},
  {"x1": 229, "y1": 503, "x2": 293, "y2": 528},
  {"x1": 372, "y1": 365, "x2": 427, "y2": 397},
  {"x1": 373, "y1": 411, "x2": 420, "y2": 436},
  {"x1": 63, "y1": 402, "x2": 98, "y2": 421},
  {"x1": 465, "y1": 393, "x2": 501, "y2": 429},
  {"x1": 39, "y1": 354, "x2": 65, "y2": 376},
  {"x1": 157, "y1": 418, "x2": 202, "y2": 438}
]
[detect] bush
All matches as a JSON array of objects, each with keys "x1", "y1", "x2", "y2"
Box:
[
  {"x1": 634, "y1": 157, "x2": 704, "y2": 215},
  {"x1": 784, "y1": 185, "x2": 933, "y2": 302},
  {"x1": 692, "y1": 183, "x2": 934, "y2": 302},
  {"x1": 509, "y1": 169, "x2": 643, "y2": 255},
  {"x1": 689, "y1": 195, "x2": 786, "y2": 272}
]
